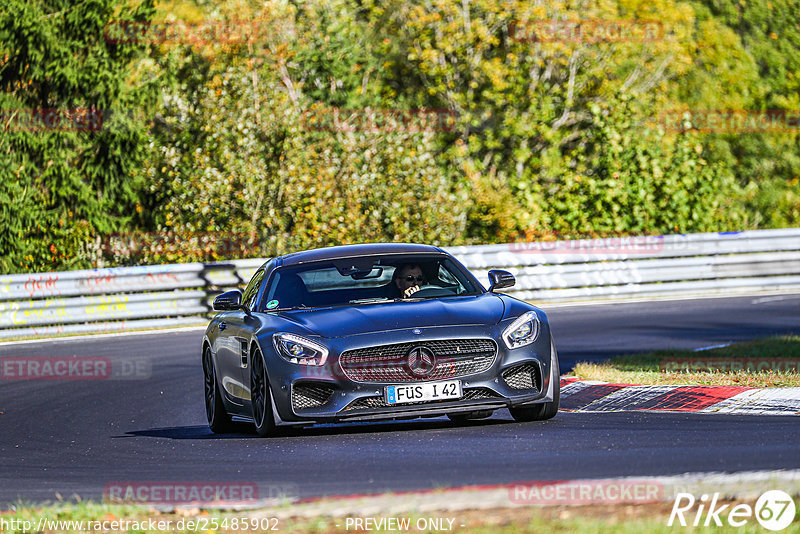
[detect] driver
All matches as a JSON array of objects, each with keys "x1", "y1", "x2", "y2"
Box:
[{"x1": 393, "y1": 264, "x2": 426, "y2": 298}]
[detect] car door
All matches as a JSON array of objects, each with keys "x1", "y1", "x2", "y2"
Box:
[{"x1": 213, "y1": 269, "x2": 265, "y2": 407}]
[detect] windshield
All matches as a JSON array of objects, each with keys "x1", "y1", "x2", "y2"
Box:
[{"x1": 260, "y1": 254, "x2": 481, "y2": 311}]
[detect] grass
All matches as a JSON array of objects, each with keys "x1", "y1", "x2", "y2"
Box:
[
  {"x1": 2, "y1": 498, "x2": 799, "y2": 533},
  {"x1": 572, "y1": 335, "x2": 800, "y2": 387}
]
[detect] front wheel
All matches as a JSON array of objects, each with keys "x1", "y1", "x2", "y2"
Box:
[
  {"x1": 203, "y1": 345, "x2": 234, "y2": 433},
  {"x1": 250, "y1": 345, "x2": 277, "y2": 437},
  {"x1": 510, "y1": 342, "x2": 560, "y2": 422}
]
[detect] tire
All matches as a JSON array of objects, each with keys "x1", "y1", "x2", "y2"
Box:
[
  {"x1": 509, "y1": 341, "x2": 560, "y2": 422},
  {"x1": 203, "y1": 345, "x2": 234, "y2": 433},
  {"x1": 250, "y1": 345, "x2": 277, "y2": 438}
]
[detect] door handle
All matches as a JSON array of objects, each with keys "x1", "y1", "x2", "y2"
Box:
[{"x1": 219, "y1": 321, "x2": 226, "y2": 331}]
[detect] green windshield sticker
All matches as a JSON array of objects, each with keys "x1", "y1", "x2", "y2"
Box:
[{"x1": 266, "y1": 300, "x2": 279, "y2": 310}]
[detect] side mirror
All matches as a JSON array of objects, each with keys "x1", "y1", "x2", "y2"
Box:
[
  {"x1": 488, "y1": 269, "x2": 515, "y2": 292},
  {"x1": 213, "y1": 290, "x2": 250, "y2": 315}
]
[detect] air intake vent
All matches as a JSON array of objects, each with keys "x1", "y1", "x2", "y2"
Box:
[
  {"x1": 502, "y1": 363, "x2": 542, "y2": 391},
  {"x1": 291, "y1": 383, "x2": 335, "y2": 411}
]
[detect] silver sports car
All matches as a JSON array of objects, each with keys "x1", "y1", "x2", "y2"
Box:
[{"x1": 202, "y1": 243, "x2": 559, "y2": 436}]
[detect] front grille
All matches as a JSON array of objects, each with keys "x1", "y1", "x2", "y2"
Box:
[
  {"x1": 291, "y1": 383, "x2": 335, "y2": 411},
  {"x1": 340, "y1": 339, "x2": 497, "y2": 383},
  {"x1": 502, "y1": 362, "x2": 542, "y2": 391},
  {"x1": 343, "y1": 387, "x2": 501, "y2": 411}
]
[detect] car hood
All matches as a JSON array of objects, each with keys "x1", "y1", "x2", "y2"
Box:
[{"x1": 276, "y1": 294, "x2": 505, "y2": 338}]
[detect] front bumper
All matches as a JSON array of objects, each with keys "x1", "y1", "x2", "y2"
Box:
[{"x1": 257, "y1": 323, "x2": 556, "y2": 425}]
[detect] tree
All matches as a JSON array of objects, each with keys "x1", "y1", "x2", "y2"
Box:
[{"x1": 0, "y1": 0, "x2": 156, "y2": 273}]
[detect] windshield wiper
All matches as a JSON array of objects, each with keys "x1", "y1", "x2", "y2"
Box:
[
  {"x1": 269, "y1": 305, "x2": 313, "y2": 312},
  {"x1": 348, "y1": 297, "x2": 391, "y2": 304}
]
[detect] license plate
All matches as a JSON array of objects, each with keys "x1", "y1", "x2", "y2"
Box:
[{"x1": 385, "y1": 380, "x2": 462, "y2": 405}]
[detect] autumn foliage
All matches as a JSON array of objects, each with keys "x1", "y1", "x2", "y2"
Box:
[{"x1": 2, "y1": 0, "x2": 799, "y2": 272}]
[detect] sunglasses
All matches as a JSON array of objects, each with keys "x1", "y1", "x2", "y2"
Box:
[{"x1": 403, "y1": 275, "x2": 425, "y2": 283}]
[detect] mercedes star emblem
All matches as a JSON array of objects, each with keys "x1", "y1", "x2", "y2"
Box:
[{"x1": 406, "y1": 346, "x2": 436, "y2": 377}]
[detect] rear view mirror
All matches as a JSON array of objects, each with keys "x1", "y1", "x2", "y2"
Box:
[
  {"x1": 214, "y1": 290, "x2": 248, "y2": 313},
  {"x1": 488, "y1": 270, "x2": 515, "y2": 292},
  {"x1": 351, "y1": 267, "x2": 384, "y2": 280}
]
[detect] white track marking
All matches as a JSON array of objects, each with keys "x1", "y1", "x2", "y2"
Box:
[{"x1": 0, "y1": 325, "x2": 206, "y2": 346}]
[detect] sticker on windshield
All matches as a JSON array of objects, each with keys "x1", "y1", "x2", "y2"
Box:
[{"x1": 266, "y1": 300, "x2": 279, "y2": 310}]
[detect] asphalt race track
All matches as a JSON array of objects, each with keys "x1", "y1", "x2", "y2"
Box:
[
  {"x1": 1, "y1": 293, "x2": 799, "y2": 505},
  {"x1": 549, "y1": 293, "x2": 800, "y2": 371}
]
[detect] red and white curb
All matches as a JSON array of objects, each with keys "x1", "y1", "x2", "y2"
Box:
[{"x1": 560, "y1": 377, "x2": 800, "y2": 415}]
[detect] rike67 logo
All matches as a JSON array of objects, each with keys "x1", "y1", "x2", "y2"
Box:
[{"x1": 669, "y1": 490, "x2": 796, "y2": 531}]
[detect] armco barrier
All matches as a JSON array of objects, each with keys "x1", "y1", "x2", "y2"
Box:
[
  {"x1": 447, "y1": 228, "x2": 800, "y2": 301},
  {"x1": 0, "y1": 229, "x2": 798, "y2": 339},
  {"x1": 0, "y1": 260, "x2": 263, "y2": 339}
]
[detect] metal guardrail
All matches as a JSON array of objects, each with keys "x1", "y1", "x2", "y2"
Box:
[
  {"x1": 0, "y1": 260, "x2": 264, "y2": 339},
  {"x1": 448, "y1": 228, "x2": 800, "y2": 301},
  {"x1": 1, "y1": 229, "x2": 799, "y2": 339}
]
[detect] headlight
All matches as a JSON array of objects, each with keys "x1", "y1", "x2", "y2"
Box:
[
  {"x1": 502, "y1": 311, "x2": 540, "y2": 349},
  {"x1": 273, "y1": 333, "x2": 329, "y2": 366}
]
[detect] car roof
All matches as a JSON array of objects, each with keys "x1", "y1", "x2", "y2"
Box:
[{"x1": 278, "y1": 243, "x2": 445, "y2": 266}]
